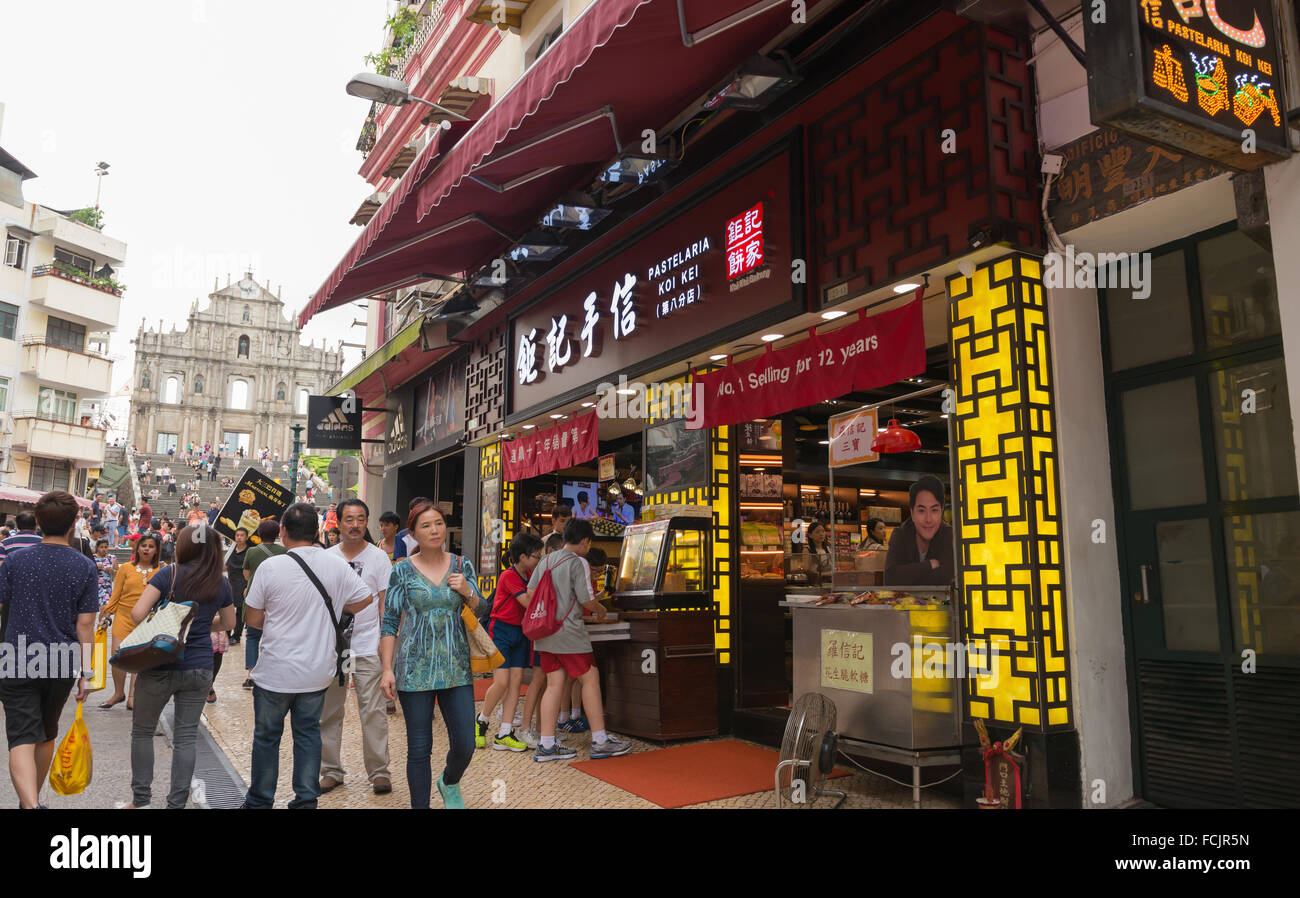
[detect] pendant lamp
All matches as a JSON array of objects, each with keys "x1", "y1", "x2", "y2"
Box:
[{"x1": 871, "y1": 419, "x2": 921, "y2": 454}]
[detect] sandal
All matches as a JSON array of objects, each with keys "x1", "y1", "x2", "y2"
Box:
[
  {"x1": 206, "y1": 690, "x2": 217, "y2": 703},
  {"x1": 99, "y1": 697, "x2": 126, "y2": 709}
]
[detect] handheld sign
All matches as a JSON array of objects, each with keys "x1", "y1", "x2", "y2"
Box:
[{"x1": 214, "y1": 467, "x2": 292, "y2": 545}]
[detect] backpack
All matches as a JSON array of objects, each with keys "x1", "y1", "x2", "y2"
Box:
[{"x1": 522, "y1": 554, "x2": 582, "y2": 641}]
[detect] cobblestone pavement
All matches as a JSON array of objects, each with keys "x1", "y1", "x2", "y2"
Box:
[
  {"x1": 0, "y1": 689, "x2": 179, "y2": 810},
  {"x1": 200, "y1": 658, "x2": 958, "y2": 809}
]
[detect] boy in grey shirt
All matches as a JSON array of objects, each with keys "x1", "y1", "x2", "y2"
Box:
[{"x1": 527, "y1": 518, "x2": 630, "y2": 762}]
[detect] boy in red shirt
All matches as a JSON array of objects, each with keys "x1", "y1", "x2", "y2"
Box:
[{"x1": 476, "y1": 533, "x2": 545, "y2": 751}]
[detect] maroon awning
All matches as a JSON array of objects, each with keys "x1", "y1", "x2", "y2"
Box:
[{"x1": 301, "y1": 0, "x2": 820, "y2": 326}]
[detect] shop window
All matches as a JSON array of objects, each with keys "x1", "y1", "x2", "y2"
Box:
[
  {"x1": 28, "y1": 457, "x2": 69, "y2": 492},
  {"x1": 45, "y1": 316, "x2": 87, "y2": 352},
  {"x1": 0, "y1": 302, "x2": 16, "y2": 341},
  {"x1": 230, "y1": 379, "x2": 249, "y2": 410},
  {"x1": 237, "y1": 334, "x2": 250, "y2": 358},
  {"x1": 1199, "y1": 229, "x2": 1280, "y2": 348},
  {"x1": 4, "y1": 236, "x2": 28, "y2": 270}
]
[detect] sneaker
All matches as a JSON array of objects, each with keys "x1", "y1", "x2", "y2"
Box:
[
  {"x1": 436, "y1": 774, "x2": 466, "y2": 809},
  {"x1": 557, "y1": 718, "x2": 574, "y2": 733},
  {"x1": 568, "y1": 714, "x2": 591, "y2": 733},
  {"x1": 492, "y1": 730, "x2": 528, "y2": 752},
  {"x1": 590, "y1": 733, "x2": 632, "y2": 759},
  {"x1": 518, "y1": 727, "x2": 539, "y2": 748},
  {"x1": 533, "y1": 741, "x2": 578, "y2": 763},
  {"x1": 475, "y1": 718, "x2": 489, "y2": 749}
]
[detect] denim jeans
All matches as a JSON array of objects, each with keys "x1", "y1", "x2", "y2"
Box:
[
  {"x1": 244, "y1": 685, "x2": 327, "y2": 809},
  {"x1": 398, "y1": 684, "x2": 475, "y2": 809},
  {"x1": 244, "y1": 627, "x2": 261, "y2": 670},
  {"x1": 131, "y1": 668, "x2": 213, "y2": 808},
  {"x1": 231, "y1": 597, "x2": 245, "y2": 643}
]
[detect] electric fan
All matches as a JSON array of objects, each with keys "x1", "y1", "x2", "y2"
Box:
[{"x1": 774, "y1": 692, "x2": 846, "y2": 808}]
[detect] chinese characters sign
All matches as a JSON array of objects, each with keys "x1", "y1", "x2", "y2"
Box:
[
  {"x1": 510, "y1": 149, "x2": 798, "y2": 414},
  {"x1": 501, "y1": 409, "x2": 600, "y2": 482},
  {"x1": 821, "y1": 629, "x2": 873, "y2": 694},
  {"x1": 1086, "y1": 1, "x2": 1288, "y2": 169},
  {"x1": 1049, "y1": 127, "x2": 1226, "y2": 231},
  {"x1": 725, "y1": 202, "x2": 764, "y2": 280},
  {"x1": 828, "y1": 408, "x2": 879, "y2": 468}
]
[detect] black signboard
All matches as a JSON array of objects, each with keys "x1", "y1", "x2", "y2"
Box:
[
  {"x1": 214, "y1": 467, "x2": 292, "y2": 546},
  {"x1": 306, "y1": 396, "x2": 362, "y2": 450},
  {"x1": 1085, "y1": 0, "x2": 1289, "y2": 170}
]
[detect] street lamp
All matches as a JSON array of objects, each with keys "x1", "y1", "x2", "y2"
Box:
[
  {"x1": 94, "y1": 161, "x2": 110, "y2": 210},
  {"x1": 345, "y1": 73, "x2": 468, "y2": 126}
]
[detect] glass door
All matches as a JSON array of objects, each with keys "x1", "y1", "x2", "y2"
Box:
[{"x1": 1103, "y1": 224, "x2": 1300, "y2": 808}]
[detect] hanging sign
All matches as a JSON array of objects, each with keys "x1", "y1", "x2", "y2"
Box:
[
  {"x1": 829, "y1": 408, "x2": 879, "y2": 467},
  {"x1": 305, "y1": 396, "x2": 361, "y2": 450},
  {"x1": 1085, "y1": 0, "x2": 1289, "y2": 170},
  {"x1": 501, "y1": 409, "x2": 600, "y2": 482},
  {"x1": 690, "y1": 294, "x2": 925, "y2": 431},
  {"x1": 213, "y1": 467, "x2": 292, "y2": 546}
]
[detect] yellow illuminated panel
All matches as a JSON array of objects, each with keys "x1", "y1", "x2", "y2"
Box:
[
  {"x1": 478, "y1": 442, "x2": 513, "y2": 599},
  {"x1": 947, "y1": 253, "x2": 1073, "y2": 731}
]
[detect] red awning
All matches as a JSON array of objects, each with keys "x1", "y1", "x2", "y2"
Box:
[{"x1": 301, "y1": 0, "x2": 818, "y2": 326}]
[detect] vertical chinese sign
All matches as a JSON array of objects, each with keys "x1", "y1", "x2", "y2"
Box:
[{"x1": 725, "y1": 202, "x2": 764, "y2": 280}]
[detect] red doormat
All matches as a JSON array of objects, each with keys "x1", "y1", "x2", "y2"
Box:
[
  {"x1": 473, "y1": 678, "x2": 528, "y2": 702},
  {"x1": 568, "y1": 739, "x2": 846, "y2": 808}
]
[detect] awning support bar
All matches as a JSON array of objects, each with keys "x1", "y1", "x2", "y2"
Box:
[{"x1": 676, "y1": 0, "x2": 788, "y2": 47}]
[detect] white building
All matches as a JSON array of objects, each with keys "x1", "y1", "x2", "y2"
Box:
[{"x1": 1, "y1": 129, "x2": 123, "y2": 495}]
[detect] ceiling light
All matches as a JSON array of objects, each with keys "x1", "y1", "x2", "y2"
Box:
[
  {"x1": 607, "y1": 483, "x2": 621, "y2": 497},
  {"x1": 580, "y1": 402, "x2": 595, "y2": 408},
  {"x1": 703, "y1": 53, "x2": 800, "y2": 112},
  {"x1": 550, "y1": 414, "x2": 565, "y2": 419},
  {"x1": 871, "y1": 419, "x2": 922, "y2": 454},
  {"x1": 818, "y1": 440, "x2": 829, "y2": 445},
  {"x1": 540, "y1": 192, "x2": 611, "y2": 231},
  {"x1": 761, "y1": 333, "x2": 783, "y2": 342},
  {"x1": 894, "y1": 282, "x2": 922, "y2": 293},
  {"x1": 821, "y1": 310, "x2": 847, "y2": 320},
  {"x1": 600, "y1": 153, "x2": 677, "y2": 186},
  {"x1": 616, "y1": 389, "x2": 637, "y2": 396},
  {"x1": 509, "y1": 240, "x2": 567, "y2": 263},
  {"x1": 522, "y1": 424, "x2": 536, "y2": 430},
  {"x1": 709, "y1": 354, "x2": 727, "y2": 361}
]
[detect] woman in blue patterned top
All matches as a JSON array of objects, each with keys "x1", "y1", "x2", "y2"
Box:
[{"x1": 380, "y1": 499, "x2": 484, "y2": 809}]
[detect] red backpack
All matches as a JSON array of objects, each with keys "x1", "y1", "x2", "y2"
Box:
[{"x1": 522, "y1": 555, "x2": 582, "y2": 641}]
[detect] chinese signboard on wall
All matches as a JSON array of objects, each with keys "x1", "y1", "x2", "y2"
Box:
[
  {"x1": 1085, "y1": 1, "x2": 1289, "y2": 169},
  {"x1": 510, "y1": 146, "x2": 800, "y2": 414},
  {"x1": 1049, "y1": 127, "x2": 1227, "y2": 231},
  {"x1": 821, "y1": 628, "x2": 873, "y2": 694}
]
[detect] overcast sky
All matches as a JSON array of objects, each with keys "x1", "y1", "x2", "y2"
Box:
[{"x1": 0, "y1": 0, "x2": 392, "y2": 394}]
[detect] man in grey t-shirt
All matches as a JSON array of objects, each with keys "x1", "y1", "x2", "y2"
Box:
[{"x1": 525, "y1": 518, "x2": 629, "y2": 762}]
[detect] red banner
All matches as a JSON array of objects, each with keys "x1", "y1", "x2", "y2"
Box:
[
  {"x1": 690, "y1": 295, "x2": 926, "y2": 430},
  {"x1": 502, "y1": 409, "x2": 600, "y2": 482}
]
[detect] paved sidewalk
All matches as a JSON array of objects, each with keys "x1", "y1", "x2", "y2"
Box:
[{"x1": 200, "y1": 657, "x2": 957, "y2": 809}]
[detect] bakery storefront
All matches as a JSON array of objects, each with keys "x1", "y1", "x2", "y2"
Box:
[{"x1": 458, "y1": 9, "x2": 1081, "y2": 805}]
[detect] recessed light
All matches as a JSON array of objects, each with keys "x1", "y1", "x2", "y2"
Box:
[
  {"x1": 940, "y1": 413, "x2": 949, "y2": 419},
  {"x1": 894, "y1": 282, "x2": 922, "y2": 293},
  {"x1": 761, "y1": 333, "x2": 783, "y2": 342},
  {"x1": 818, "y1": 440, "x2": 829, "y2": 445},
  {"x1": 580, "y1": 402, "x2": 595, "y2": 408},
  {"x1": 550, "y1": 413, "x2": 565, "y2": 419},
  {"x1": 616, "y1": 389, "x2": 637, "y2": 396},
  {"x1": 522, "y1": 424, "x2": 536, "y2": 430},
  {"x1": 821, "y1": 310, "x2": 847, "y2": 320},
  {"x1": 709, "y1": 354, "x2": 727, "y2": 361}
]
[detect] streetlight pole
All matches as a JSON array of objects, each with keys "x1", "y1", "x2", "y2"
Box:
[{"x1": 290, "y1": 424, "x2": 304, "y2": 501}]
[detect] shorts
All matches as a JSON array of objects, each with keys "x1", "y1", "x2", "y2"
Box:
[
  {"x1": 537, "y1": 651, "x2": 595, "y2": 679},
  {"x1": 0, "y1": 677, "x2": 75, "y2": 749},
  {"x1": 488, "y1": 620, "x2": 533, "y2": 669}
]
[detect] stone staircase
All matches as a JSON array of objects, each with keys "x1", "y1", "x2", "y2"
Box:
[{"x1": 133, "y1": 452, "x2": 285, "y2": 523}]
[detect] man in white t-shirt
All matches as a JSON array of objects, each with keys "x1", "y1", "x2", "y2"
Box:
[
  {"x1": 319, "y1": 499, "x2": 393, "y2": 795},
  {"x1": 103, "y1": 496, "x2": 122, "y2": 548},
  {"x1": 241, "y1": 503, "x2": 373, "y2": 809}
]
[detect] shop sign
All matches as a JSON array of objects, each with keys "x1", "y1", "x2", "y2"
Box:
[
  {"x1": 691, "y1": 296, "x2": 925, "y2": 431},
  {"x1": 386, "y1": 404, "x2": 408, "y2": 457},
  {"x1": 1085, "y1": 0, "x2": 1289, "y2": 169},
  {"x1": 598, "y1": 453, "x2": 616, "y2": 482},
  {"x1": 821, "y1": 629, "x2": 873, "y2": 694},
  {"x1": 1049, "y1": 127, "x2": 1229, "y2": 231},
  {"x1": 413, "y1": 361, "x2": 466, "y2": 451},
  {"x1": 502, "y1": 409, "x2": 600, "y2": 482},
  {"x1": 511, "y1": 148, "x2": 798, "y2": 413},
  {"x1": 305, "y1": 396, "x2": 362, "y2": 451},
  {"x1": 737, "y1": 419, "x2": 782, "y2": 453},
  {"x1": 828, "y1": 408, "x2": 879, "y2": 467},
  {"x1": 213, "y1": 467, "x2": 292, "y2": 545}
]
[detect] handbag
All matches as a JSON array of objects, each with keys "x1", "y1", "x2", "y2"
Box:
[
  {"x1": 109, "y1": 565, "x2": 196, "y2": 673},
  {"x1": 453, "y1": 555, "x2": 503, "y2": 674}
]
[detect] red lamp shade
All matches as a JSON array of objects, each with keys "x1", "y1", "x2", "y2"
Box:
[{"x1": 871, "y1": 419, "x2": 921, "y2": 454}]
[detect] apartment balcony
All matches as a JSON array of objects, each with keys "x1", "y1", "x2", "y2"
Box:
[
  {"x1": 29, "y1": 265, "x2": 123, "y2": 330},
  {"x1": 11, "y1": 412, "x2": 106, "y2": 468},
  {"x1": 20, "y1": 336, "x2": 114, "y2": 396},
  {"x1": 33, "y1": 208, "x2": 127, "y2": 264}
]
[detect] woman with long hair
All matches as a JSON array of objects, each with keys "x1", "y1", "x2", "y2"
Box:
[
  {"x1": 99, "y1": 532, "x2": 165, "y2": 710},
  {"x1": 124, "y1": 525, "x2": 234, "y2": 808},
  {"x1": 93, "y1": 538, "x2": 116, "y2": 609},
  {"x1": 380, "y1": 500, "x2": 485, "y2": 809}
]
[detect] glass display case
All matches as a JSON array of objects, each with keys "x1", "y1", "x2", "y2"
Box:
[{"x1": 614, "y1": 517, "x2": 711, "y2": 610}]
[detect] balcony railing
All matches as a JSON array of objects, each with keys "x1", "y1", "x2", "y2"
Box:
[
  {"x1": 20, "y1": 334, "x2": 113, "y2": 362},
  {"x1": 32, "y1": 263, "x2": 124, "y2": 297},
  {"x1": 12, "y1": 410, "x2": 107, "y2": 431}
]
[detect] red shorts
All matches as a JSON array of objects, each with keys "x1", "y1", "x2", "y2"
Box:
[{"x1": 537, "y1": 651, "x2": 595, "y2": 678}]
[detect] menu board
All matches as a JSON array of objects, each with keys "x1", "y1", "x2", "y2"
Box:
[{"x1": 214, "y1": 467, "x2": 292, "y2": 545}]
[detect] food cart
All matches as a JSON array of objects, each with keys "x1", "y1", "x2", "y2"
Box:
[{"x1": 596, "y1": 514, "x2": 718, "y2": 740}]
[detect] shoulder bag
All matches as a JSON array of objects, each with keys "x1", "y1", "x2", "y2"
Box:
[
  {"x1": 453, "y1": 555, "x2": 503, "y2": 674},
  {"x1": 287, "y1": 552, "x2": 352, "y2": 687},
  {"x1": 110, "y1": 565, "x2": 197, "y2": 673}
]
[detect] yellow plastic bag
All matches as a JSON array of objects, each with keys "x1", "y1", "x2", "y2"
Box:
[
  {"x1": 461, "y1": 606, "x2": 504, "y2": 674},
  {"x1": 49, "y1": 701, "x2": 92, "y2": 796},
  {"x1": 89, "y1": 624, "x2": 109, "y2": 692}
]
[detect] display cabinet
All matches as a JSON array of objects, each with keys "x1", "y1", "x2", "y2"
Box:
[{"x1": 613, "y1": 516, "x2": 711, "y2": 610}]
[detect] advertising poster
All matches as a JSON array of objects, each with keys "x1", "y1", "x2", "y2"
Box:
[
  {"x1": 479, "y1": 473, "x2": 500, "y2": 578},
  {"x1": 414, "y1": 362, "x2": 466, "y2": 450},
  {"x1": 214, "y1": 467, "x2": 292, "y2": 545},
  {"x1": 645, "y1": 418, "x2": 709, "y2": 495}
]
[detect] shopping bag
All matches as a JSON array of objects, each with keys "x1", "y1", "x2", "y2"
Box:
[
  {"x1": 89, "y1": 623, "x2": 109, "y2": 692},
  {"x1": 462, "y1": 605, "x2": 504, "y2": 674},
  {"x1": 49, "y1": 701, "x2": 93, "y2": 796}
]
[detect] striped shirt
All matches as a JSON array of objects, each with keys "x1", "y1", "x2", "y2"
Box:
[{"x1": 0, "y1": 531, "x2": 44, "y2": 562}]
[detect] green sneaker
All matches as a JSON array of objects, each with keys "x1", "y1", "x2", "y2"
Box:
[
  {"x1": 437, "y1": 773, "x2": 466, "y2": 809},
  {"x1": 492, "y1": 729, "x2": 529, "y2": 752},
  {"x1": 475, "y1": 718, "x2": 488, "y2": 749}
]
